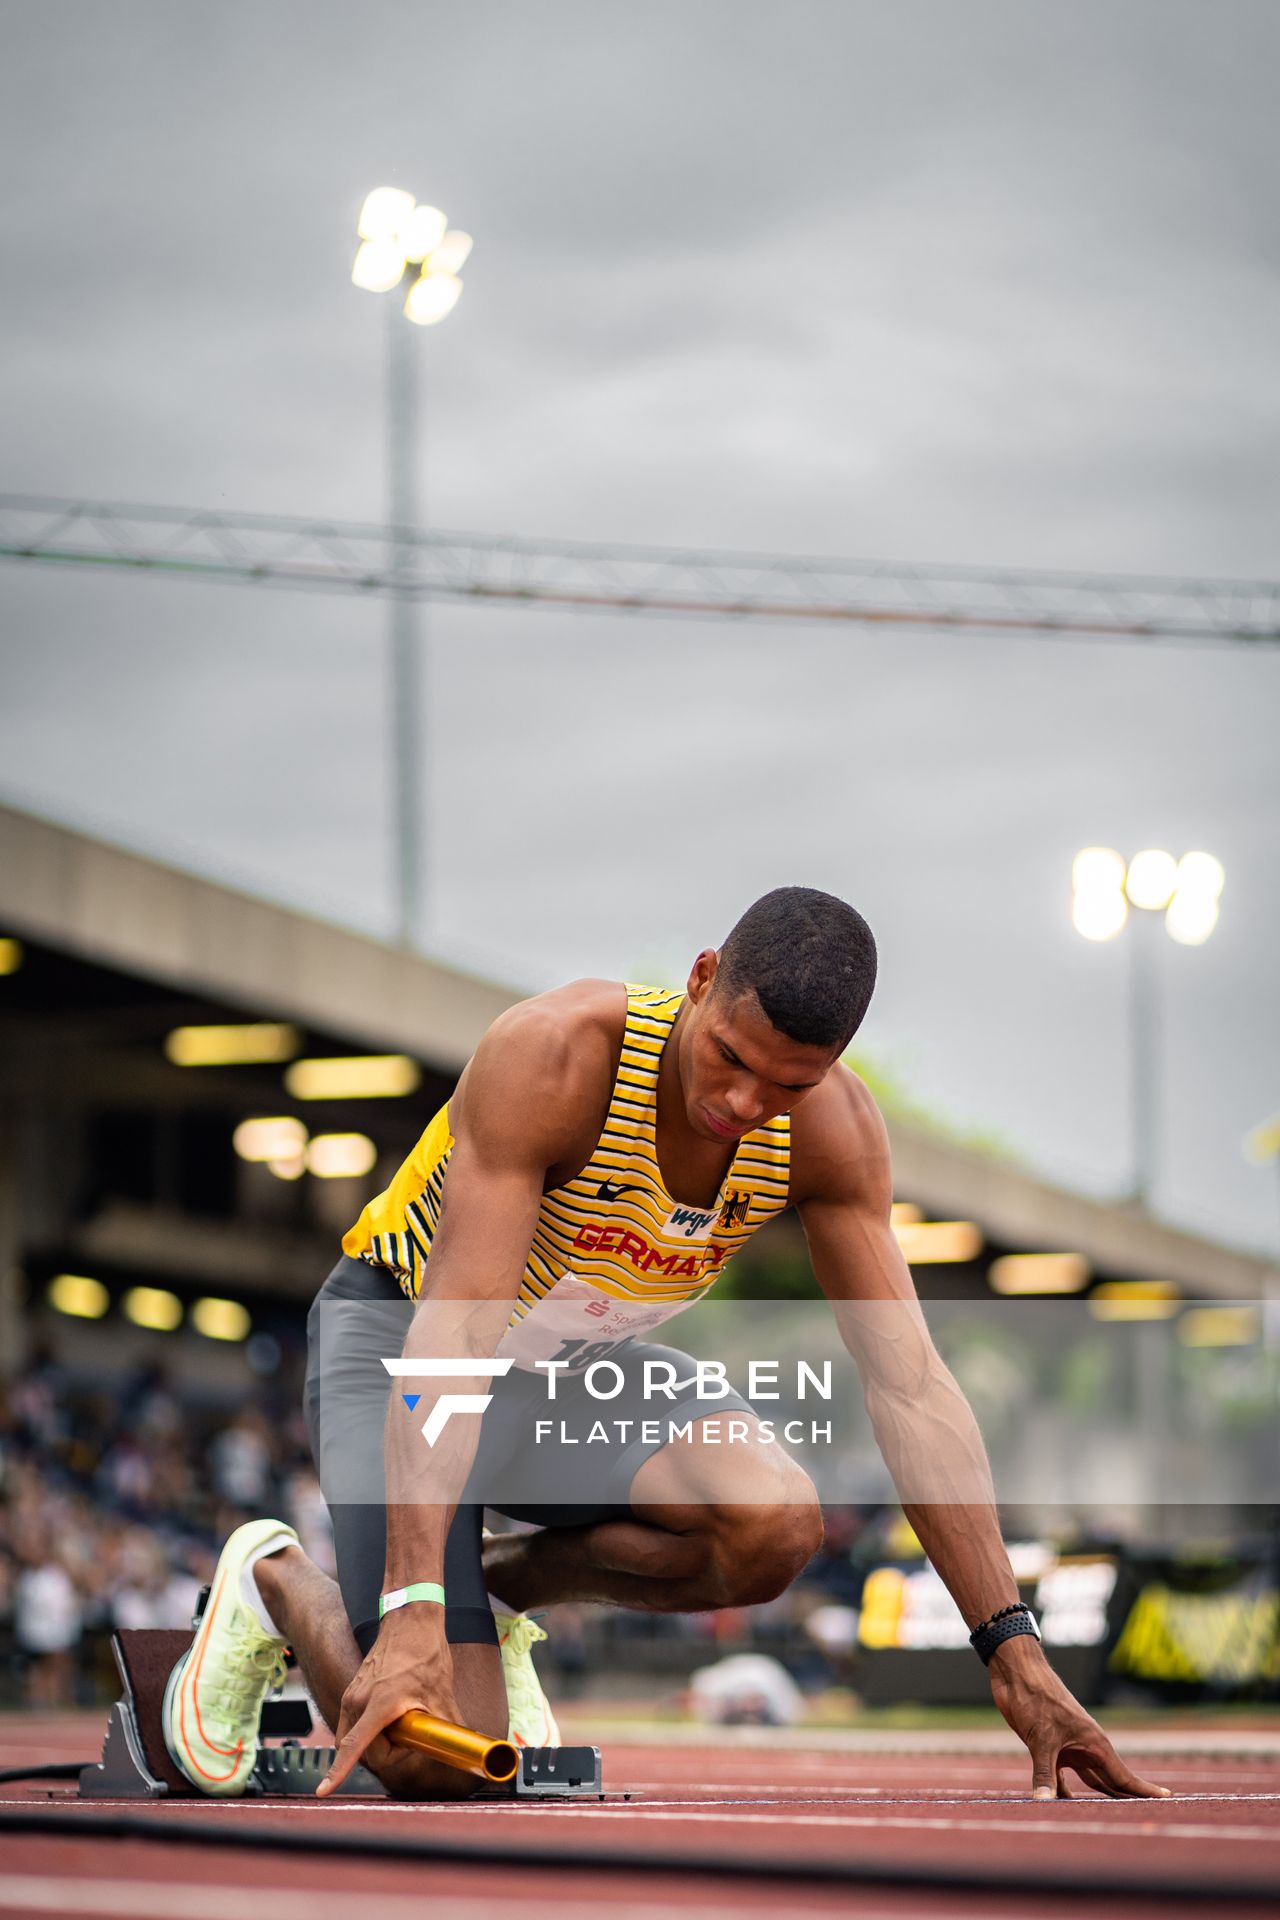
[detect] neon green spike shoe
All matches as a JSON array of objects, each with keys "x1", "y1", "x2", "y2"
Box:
[
  {"x1": 495, "y1": 1609, "x2": 562, "y2": 1748},
  {"x1": 162, "y1": 1518, "x2": 297, "y2": 1796}
]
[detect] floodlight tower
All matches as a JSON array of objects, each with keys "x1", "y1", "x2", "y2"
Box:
[
  {"x1": 1071, "y1": 847, "x2": 1225, "y2": 1208},
  {"x1": 352, "y1": 188, "x2": 473, "y2": 948}
]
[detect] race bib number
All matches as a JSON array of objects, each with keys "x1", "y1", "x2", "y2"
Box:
[{"x1": 499, "y1": 1273, "x2": 700, "y2": 1372}]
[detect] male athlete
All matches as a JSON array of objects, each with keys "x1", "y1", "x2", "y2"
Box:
[{"x1": 162, "y1": 887, "x2": 1168, "y2": 1803}]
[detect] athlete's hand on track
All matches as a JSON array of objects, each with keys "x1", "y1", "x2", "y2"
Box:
[
  {"x1": 986, "y1": 1635, "x2": 1171, "y2": 1800},
  {"x1": 316, "y1": 1608, "x2": 462, "y2": 1798}
]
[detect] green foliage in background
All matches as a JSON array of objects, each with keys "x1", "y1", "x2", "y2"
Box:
[{"x1": 845, "y1": 1050, "x2": 1019, "y2": 1162}]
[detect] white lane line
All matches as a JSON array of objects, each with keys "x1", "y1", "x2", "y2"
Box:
[
  {"x1": 484, "y1": 1805, "x2": 1280, "y2": 1843},
  {"x1": 618, "y1": 1784, "x2": 1280, "y2": 1802},
  {"x1": 618, "y1": 1793, "x2": 1280, "y2": 1807},
  {"x1": 0, "y1": 1878, "x2": 888, "y2": 1920},
  {"x1": 3, "y1": 1788, "x2": 1277, "y2": 1819},
  {"x1": 8, "y1": 1790, "x2": 1276, "y2": 1829}
]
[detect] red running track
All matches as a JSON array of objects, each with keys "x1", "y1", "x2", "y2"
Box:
[{"x1": 1, "y1": 1713, "x2": 1276, "y2": 1920}]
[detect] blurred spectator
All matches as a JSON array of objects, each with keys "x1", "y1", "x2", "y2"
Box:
[
  {"x1": 0, "y1": 1350, "x2": 331, "y2": 1704},
  {"x1": 14, "y1": 1541, "x2": 82, "y2": 1707},
  {"x1": 689, "y1": 1652, "x2": 804, "y2": 1726},
  {"x1": 210, "y1": 1410, "x2": 273, "y2": 1509}
]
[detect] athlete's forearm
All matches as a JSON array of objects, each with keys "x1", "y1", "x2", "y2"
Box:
[
  {"x1": 861, "y1": 1351, "x2": 1021, "y2": 1627},
  {"x1": 899, "y1": 1500, "x2": 1021, "y2": 1630}
]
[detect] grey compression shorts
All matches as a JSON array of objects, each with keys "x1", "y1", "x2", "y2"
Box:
[{"x1": 303, "y1": 1255, "x2": 756, "y2": 1655}]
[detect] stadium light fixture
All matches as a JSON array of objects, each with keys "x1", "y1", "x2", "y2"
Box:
[
  {"x1": 357, "y1": 186, "x2": 416, "y2": 242},
  {"x1": 1165, "y1": 851, "x2": 1226, "y2": 946},
  {"x1": 165, "y1": 1023, "x2": 300, "y2": 1067},
  {"x1": 266, "y1": 1151, "x2": 307, "y2": 1182},
  {"x1": 306, "y1": 1131, "x2": 378, "y2": 1178},
  {"x1": 1070, "y1": 847, "x2": 1128, "y2": 942},
  {"x1": 123, "y1": 1285, "x2": 183, "y2": 1332},
  {"x1": 351, "y1": 186, "x2": 471, "y2": 327},
  {"x1": 891, "y1": 1219, "x2": 983, "y2": 1264},
  {"x1": 233, "y1": 1116, "x2": 308, "y2": 1163},
  {"x1": 1071, "y1": 846, "x2": 1225, "y2": 1207},
  {"x1": 401, "y1": 203, "x2": 448, "y2": 263},
  {"x1": 352, "y1": 238, "x2": 409, "y2": 293},
  {"x1": 988, "y1": 1253, "x2": 1091, "y2": 1296},
  {"x1": 1087, "y1": 1280, "x2": 1180, "y2": 1321},
  {"x1": 284, "y1": 1054, "x2": 421, "y2": 1100},
  {"x1": 426, "y1": 229, "x2": 473, "y2": 276},
  {"x1": 1177, "y1": 1306, "x2": 1260, "y2": 1348},
  {"x1": 192, "y1": 1296, "x2": 252, "y2": 1341},
  {"x1": 404, "y1": 270, "x2": 463, "y2": 327},
  {"x1": 1124, "y1": 849, "x2": 1179, "y2": 912},
  {"x1": 48, "y1": 1273, "x2": 109, "y2": 1319},
  {"x1": 351, "y1": 187, "x2": 474, "y2": 950}
]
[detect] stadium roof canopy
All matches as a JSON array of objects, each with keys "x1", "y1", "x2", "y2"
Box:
[
  {"x1": 0, "y1": 802, "x2": 1274, "y2": 1364},
  {"x1": 0, "y1": 801, "x2": 511, "y2": 1070}
]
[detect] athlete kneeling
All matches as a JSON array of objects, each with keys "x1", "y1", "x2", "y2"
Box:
[{"x1": 165, "y1": 887, "x2": 1168, "y2": 1804}]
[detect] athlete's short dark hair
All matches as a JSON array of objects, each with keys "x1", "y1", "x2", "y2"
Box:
[{"x1": 715, "y1": 886, "x2": 877, "y2": 1051}]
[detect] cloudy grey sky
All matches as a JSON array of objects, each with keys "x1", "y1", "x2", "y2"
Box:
[{"x1": 2, "y1": 0, "x2": 1277, "y2": 1254}]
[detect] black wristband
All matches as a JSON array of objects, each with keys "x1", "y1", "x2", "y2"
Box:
[{"x1": 969, "y1": 1604, "x2": 1041, "y2": 1666}]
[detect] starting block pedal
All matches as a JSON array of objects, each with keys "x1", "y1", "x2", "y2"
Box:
[
  {"x1": 251, "y1": 1743, "x2": 382, "y2": 1796},
  {"x1": 514, "y1": 1746, "x2": 604, "y2": 1797}
]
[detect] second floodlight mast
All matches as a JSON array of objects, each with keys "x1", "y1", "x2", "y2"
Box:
[
  {"x1": 1071, "y1": 847, "x2": 1225, "y2": 1208},
  {"x1": 352, "y1": 188, "x2": 474, "y2": 949}
]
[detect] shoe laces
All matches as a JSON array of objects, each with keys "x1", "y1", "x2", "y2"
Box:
[
  {"x1": 201, "y1": 1609, "x2": 287, "y2": 1718},
  {"x1": 501, "y1": 1613, "x2": 548, "y2": 1660}
]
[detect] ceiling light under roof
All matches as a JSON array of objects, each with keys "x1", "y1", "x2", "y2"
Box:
[
  {"x1": 306, "y1": 1132, "x2": 378, "y2": 1179},
  {"x1": 123, "y1": 1285, "x2": 183, "y2": 1332},
  {"x1": 166, "y1": 1023, "x2": 300, "y2": 1067},
  {"x1": 1088, "y1": 1281, "x2": 1180, "y2": 1321},
  {"x1": 1176, "y1": 1306, "x2": 1261, "y2": 1348},
  {"x1": 192, "y1": 1297, "x2": 252, "y2": 1342},
  {"x1": 47, "y1": 1273, "x2": 109, "y2": 1319},
  {"x1": 233, "y1": 1116, "x2": 308, "y2": 1163},
  {"x1": 989, "y1": 1253, "x2": 1091, "y2": 1296},
  {"x1": 892, "y1": 1220, "x2": 983, "y2": 1264},
  {"x1": 284, "y1": 1055, "x2": 422, "y2": 1100},
  {"x1": 267, "y1": 1152, "x2": 307, "y2": 1182}
]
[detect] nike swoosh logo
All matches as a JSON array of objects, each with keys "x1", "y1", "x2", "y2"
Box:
[{"x1": 596, "y1": 1180, "x2": 646, "y2": 1202}]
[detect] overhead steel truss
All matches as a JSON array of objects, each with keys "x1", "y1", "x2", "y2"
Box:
[{"x1": 1, "y1": 492, "x2": 1276, "y2": 647}]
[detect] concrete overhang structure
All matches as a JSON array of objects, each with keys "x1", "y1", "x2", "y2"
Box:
[{"x1": 0, "y1": 802, "x2": 1275, "y2": 1369}]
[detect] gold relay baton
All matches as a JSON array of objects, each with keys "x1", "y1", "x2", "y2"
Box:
[{"x1": 388, "y1": 1710, "x2": 518, "y2": 1783}]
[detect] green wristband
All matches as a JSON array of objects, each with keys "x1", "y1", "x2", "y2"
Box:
[{"x1": 379, "y1": 1581, "x2": 446, "y2": 1618}]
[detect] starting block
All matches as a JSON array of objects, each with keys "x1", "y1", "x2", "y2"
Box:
[
  {"x1": 78, "y1": 1627, "x2": 602, "y2": 1800},
  {"x1": 514, "y1": 1745, "x2": 604, "y2": 1796}
]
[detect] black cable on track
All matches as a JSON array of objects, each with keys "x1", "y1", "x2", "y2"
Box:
[
  {"x1": 0, "y1": 1807, "x2": 1273, "y2": 1906},
  {"x1": 0, "y1": 1764, "x2": 87, "y2": 1785}
]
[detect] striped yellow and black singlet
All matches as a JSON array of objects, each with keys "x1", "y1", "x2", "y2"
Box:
[{"x1": 342, "y1": 985, "x2": 792, "y2": 1324}]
